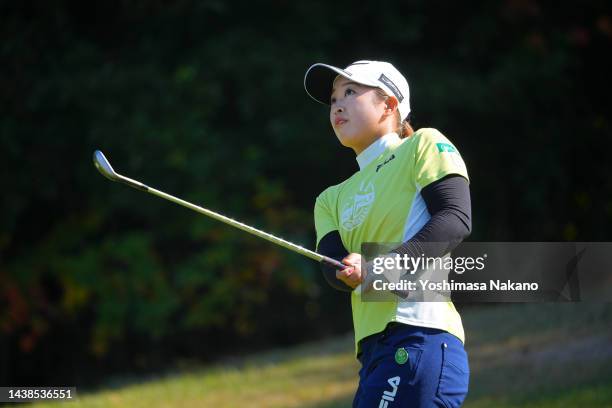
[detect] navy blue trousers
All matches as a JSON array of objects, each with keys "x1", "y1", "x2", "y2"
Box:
[{"x1": 353, "y1": 324, "x2": 469, "y2": 407}]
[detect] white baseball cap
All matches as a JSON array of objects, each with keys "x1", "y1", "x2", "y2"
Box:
[{"x1": 304, "y1": 60, "x2": 411, "y2": 120}]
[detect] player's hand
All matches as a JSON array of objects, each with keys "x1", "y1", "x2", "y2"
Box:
[{"x1": 336, "y1": 253, "x2": 363, "y2": 289}]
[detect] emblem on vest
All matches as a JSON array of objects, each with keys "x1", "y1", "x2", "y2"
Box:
[{"x1": 341, "y1": 181, "x2": 375, "y2": 231}]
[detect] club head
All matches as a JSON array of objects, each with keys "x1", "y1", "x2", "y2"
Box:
[{"x1": 93, "y1": 150, "x2": 120, "y2": 181}]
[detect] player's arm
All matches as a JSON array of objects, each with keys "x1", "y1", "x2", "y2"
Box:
[
  {"x1": 391, "y1": 129, "x2": 472, "y2": 259},
  {"x1": 314, "y1": 191, "x2": 354, "y2": 292},
  {"x1": 391, "y1": 174, "x2": 471, "y2": 258},
  {"x1": 317, "y1": 231, "x2": 353, "y2": 292}
]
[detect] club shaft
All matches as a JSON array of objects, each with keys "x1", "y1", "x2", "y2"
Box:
[{"x1": 113, "y1": 173, "x2": 346, "y2": 270}]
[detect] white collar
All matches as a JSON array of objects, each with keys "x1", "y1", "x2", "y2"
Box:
[{"x1": 356, "y1": 132, "x2": 401, "y2": 170}]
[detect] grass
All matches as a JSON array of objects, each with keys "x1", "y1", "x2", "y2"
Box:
[{"x1": 30, "y1": 303, "x2": 612, "y2": 407}]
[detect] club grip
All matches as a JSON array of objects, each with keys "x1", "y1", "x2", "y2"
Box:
[{"x1": 320, "y1": 256, "x2": 348, "y2": 270}]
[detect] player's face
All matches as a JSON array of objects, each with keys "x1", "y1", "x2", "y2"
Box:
[{"x1": 329, "y1": 77, "x2": 389, "y2": 154}]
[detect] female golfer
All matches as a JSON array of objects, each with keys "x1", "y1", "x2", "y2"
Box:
[{"x1": 304, "y1": 60, "x2": 471, "y2": 407}]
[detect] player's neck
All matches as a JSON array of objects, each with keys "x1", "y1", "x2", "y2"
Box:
[{"x1": 356, "y1": 132, "x2": 400, "y2": 170}]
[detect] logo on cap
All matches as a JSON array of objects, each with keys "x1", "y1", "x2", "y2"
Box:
[{"x1": 378, "y1": 74, "x2": 404, "y2": 102}]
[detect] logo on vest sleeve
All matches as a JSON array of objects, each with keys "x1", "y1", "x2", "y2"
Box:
[
  {"x1": 340, "y1": 181, "x2": 375, "y2": 231},
  {"x1": 436, "y1": 142, "x2": 457, "y2": 153},
  {"x1": 436, "y1": 142, "x2": 467, "y2": 173}
]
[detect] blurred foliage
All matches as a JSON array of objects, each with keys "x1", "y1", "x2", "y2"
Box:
[{"x1": 1, "y1": 0, "x2": 611, "y2": 384}]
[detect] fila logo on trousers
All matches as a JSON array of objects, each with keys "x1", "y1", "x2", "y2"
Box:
[{"x1": 379, "y1": 376, "x2": 401, "y2": 408}]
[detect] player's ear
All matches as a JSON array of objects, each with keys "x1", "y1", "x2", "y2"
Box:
[{"x1": 384, "y1": 96, "x2": 399, "y2": 116}]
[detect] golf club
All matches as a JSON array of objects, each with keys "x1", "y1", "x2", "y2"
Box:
[{"x1": 93, "y1": 150, "x2": 346, "y2": 270}]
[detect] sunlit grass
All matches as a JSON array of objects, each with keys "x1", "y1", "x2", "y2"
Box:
[{"x1": 31, "y1": 304, "x2": 612, "y2": 407}]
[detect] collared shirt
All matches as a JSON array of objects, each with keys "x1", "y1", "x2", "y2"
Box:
[{"x1": 314, "y1": 128, "x2": 469, "y2": 355}]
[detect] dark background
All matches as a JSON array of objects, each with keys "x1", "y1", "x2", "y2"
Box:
[{"x1": 1, "y1": 0, "x2": 610, "y2": 387}]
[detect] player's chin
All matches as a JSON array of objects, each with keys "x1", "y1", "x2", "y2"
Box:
[{"x1": 335, "y1": 131, "x2": 356, "y2": 148}]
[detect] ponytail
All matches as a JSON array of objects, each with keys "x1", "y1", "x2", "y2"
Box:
[{"x1": 398, "y1": 118, "x2": 414, "y2": 138}]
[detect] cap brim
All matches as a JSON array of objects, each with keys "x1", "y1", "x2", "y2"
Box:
[{"x1": 304, "y1": 63, "x2": 351, "y2": 106}]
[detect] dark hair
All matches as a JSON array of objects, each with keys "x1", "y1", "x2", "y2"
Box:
[{"x1": 374, "y1": 88, "x2": 414, "y2": 138}]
